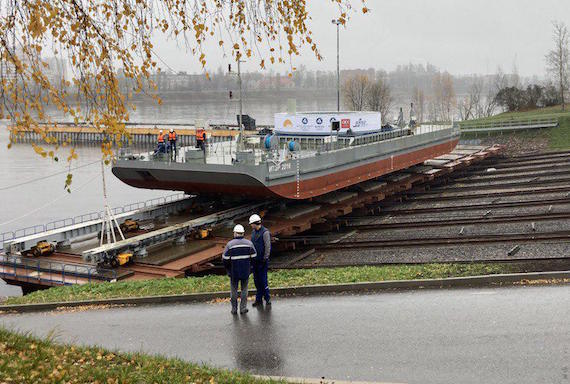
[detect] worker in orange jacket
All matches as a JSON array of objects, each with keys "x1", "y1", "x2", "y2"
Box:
[
  {"x1": 168, "y1": 128, "x2": 177, "y2": 160},
  {"x1": 156, "y1": 129, "x2": 166, "y2": 153},
  {"x1": 195, "y1": 127, "x2": 206, "y2": 151}
]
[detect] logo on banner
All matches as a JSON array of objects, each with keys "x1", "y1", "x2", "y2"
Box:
[
  {"x1": 354, "y1": 118, "x2": 367, "y2": 128},
  {"x1": 316, "y1": 117, "x2": 323, "y2": 125},
  {"x1": 301, "y1": 117, "x2": 308, "y2": 125},
  {"x1": 341, "y1": 119, "x2": 350, "y2": 129}
]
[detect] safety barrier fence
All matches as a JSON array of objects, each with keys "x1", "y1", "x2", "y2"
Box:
[
  {"x1": 0, "y1": 254, "x2": 117, "y2": 286},
  {"x1": 459, "y1": 117, "x2": 559, "y2": 133},
  {"x1": 0, "y1": 192, "x2": 187, "y2": 247}
]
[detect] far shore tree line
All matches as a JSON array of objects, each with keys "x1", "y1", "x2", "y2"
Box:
[{"x1": 342, "y1": 20, "x2": 569, "y2": 122}]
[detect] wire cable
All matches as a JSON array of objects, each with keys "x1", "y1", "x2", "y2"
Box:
[
  {"x1": 0, "y1": 159, "x2": 100, "y2": 191},
  {"x1": 0, "y1": 174, "x2": 99, "y2": 228}
]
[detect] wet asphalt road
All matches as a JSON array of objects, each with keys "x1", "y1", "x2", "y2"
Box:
[{"x1": 1, "y1": 285, "x2": 569, "y2": 384}]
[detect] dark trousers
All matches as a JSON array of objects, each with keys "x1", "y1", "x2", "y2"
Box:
[
  {"x1": 230, "y1": 277, "x2": 249, "y2": 312},
  {"x1": 169, "y1": 141, "x2": 177, "y2": 159},
  {"x1": 196, "y1": 139, "x2": 205, "y2": 151},
  {"x1": 253, "y1": 262, "x2": 270, "y2": 303}
]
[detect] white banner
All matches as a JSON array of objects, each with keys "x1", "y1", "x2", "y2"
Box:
[{"x1": 274, "y1": 112, "x2": 381, "y2": 136}]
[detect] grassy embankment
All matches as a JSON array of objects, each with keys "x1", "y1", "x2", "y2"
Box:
[
  {"x1": 4, "y1": 262, "x2": 533, "y2": 305},
  {"x1": 0, "y1": 328, "x2": 284, "y2": 384},
  {"x1": 459, "y1": 105, "x2": 570, "y2": 149}
]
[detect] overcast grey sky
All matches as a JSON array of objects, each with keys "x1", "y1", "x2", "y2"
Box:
[{"x1": 153, "y1": 0, "x2": 568, "y2": 77}]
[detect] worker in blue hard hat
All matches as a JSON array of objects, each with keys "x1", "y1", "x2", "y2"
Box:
[
  {"x1": 249, "y1": 213, "x2": 271, "y2": 306},
  {"x1": 222, "y1": 224, "x2": 257, "y2": 315}
]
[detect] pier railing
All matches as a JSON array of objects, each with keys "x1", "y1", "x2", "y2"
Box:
[
  {"x1": 0, "y1": 254, "x2": 117, "y2": 286},
  {"x1": 459, "y1": 117, "x2": 559, "y2": 133},
  {"x1": 0, "y1": 192, "x2": 187, "y2": 248}
]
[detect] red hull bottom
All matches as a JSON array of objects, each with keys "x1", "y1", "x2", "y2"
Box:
[{"x1": 116, "y1": 138, "x2": 459, "y2": 200}]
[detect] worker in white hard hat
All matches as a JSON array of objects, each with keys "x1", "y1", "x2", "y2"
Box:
[
  {"x1": 156, "y1": 129, "x2": 166, "y2": 154},
  {"x1": 168, "y1": 127, "x2": 177, "y2": 160},
  {"x1": 249, "y1": 213, "x2": 272, "y2": 306},
  {"x1": 222, "y1": 224, "x2": 257, "y2": 314}
]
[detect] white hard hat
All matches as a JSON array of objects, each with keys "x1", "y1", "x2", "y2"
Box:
[
  {"x1": 159, "y1": 130, "x2": 163, "y2": 133},
  {"x1": 249, "y1": 214, "x2": 262, "y2": 224},
  {"x1": 170, "y1": 128, "x2": 174, "y2": 132},
  {"x1": 233, "y1": 224, "x2": 245, "y2": 234}
]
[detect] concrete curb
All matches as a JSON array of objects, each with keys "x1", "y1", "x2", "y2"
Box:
[{"x1": 1, "y1": 270, "x2": 569, "y2": 314}]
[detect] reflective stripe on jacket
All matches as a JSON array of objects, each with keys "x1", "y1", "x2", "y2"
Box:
[
  {"x1": 157, "y1": 134, "x2": 164, "y2": 143},
  {"x1": 222, "y1": 237, "x2": 256, "y2": 280},
  {"x1": 168, "y1": 132, "x2": 176, "y2": 141}
]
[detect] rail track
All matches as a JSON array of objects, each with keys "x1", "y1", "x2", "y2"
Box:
[
  {"x1": 311, "y1": 231, "x2": 570, "y2": 249},
  {"x1": 6, "y1": 145, "x2": 570, "y2": 289},
  {"x1": 342, "y1": 211, "x2": 570, "y2": 230},
  {"x1": 275, "y1": 150, "x2": 570, "y2": 270},
  {"x1": 273, "y1": 255, "x2": 570, "y2": 269},
  {"x1": 375, "y1": 197, "x2": 570, "y2": 215}
]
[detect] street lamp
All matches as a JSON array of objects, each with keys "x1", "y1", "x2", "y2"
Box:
[{"x1": 331, "y1": 19, "x2": 341, "y2": 112}]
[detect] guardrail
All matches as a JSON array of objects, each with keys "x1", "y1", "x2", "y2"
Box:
[
  {"x1": 0, "y1": 254, "x2": 117, "y2": 286},
  {"x1": 459, "y1": 117, "x2": 559, "y2": 133},
  {"x1": 0, "y1": 192, "x2": 187, "y2": 247}
]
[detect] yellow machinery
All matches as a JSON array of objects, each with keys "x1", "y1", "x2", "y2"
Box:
[
  {"x1": 98, "y1": 252, "x2": 133, "y2": 268},
  {"x1": 116, "y1": 252, "x2": 133, "y2": 266},
  {"x1": 119, "y1": 219, "x2": 139, "y2": 233},
  {"x1": 193, "y1": 228, "x2": 211, "y2": 240},
  {"x1": 30, "y1": 241, "x2": 55, "y2": 257}
]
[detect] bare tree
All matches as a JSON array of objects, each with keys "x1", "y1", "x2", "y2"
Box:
[
  {"x1": 546, "y1": 21, "x2": 569, "y2": 110},
  {"x1": 471, "y1": 79, "x2": 484, "y2": 118},
  {"x1": 493, "y1": 66, "x2": 510, "y2": 93},
  {"x1": 483, "y1": 85, "x2": 498, "y2": 117},
  {"x1": 441, "y1": 72, "x2": 456, "y2": 121},
  {"x1": 367, "y1": 79, "x2": 393, "y2": 123},
  {"x1": 458, "y1": 79, "x2": 484, "y2": 120},
  {"x1": 342, "y1": 74, "x2": 370, "y2": 111}
]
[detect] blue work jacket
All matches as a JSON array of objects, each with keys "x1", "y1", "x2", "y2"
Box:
[{"x1": 222, "y1": 237, "x2": 256, "y2": 280}]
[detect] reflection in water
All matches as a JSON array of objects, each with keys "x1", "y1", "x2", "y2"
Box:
[{"x1": 231, "y1": 306, "x2": 283, "y2": 374}]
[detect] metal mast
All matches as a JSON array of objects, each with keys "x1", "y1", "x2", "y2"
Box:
[
  {"x1": 238, "y1": 57, "x2": 243, "y2": 149},
  {"x1": 332, "y1": 19, "x2": 341, "y2": 112},
  {"x1": 99, "y1": 160, "x2": 125, "y2": 247}
]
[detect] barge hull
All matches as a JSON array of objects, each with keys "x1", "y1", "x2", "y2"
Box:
[{"x1": 113, "y1": 137, "x2": 459, "y2": 199}]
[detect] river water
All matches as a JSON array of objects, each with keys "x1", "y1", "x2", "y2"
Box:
[{"x1": 0, "y1": 96, "x2": 336, "y2": 298}]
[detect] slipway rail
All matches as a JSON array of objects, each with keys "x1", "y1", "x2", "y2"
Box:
[
  {"x1": 2, "y1": 193, "x2": 192, "y2": 254},
  {"x1": 81, "y1": 202, "x2": 270, "y2": 264},
  {"x1": 0, "y1": 144, "x2": 504, "y2": 290}
]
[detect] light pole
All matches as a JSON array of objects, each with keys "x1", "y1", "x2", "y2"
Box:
[{"x1": 331, "y1": 19, "x2": 341, "y2": 112}]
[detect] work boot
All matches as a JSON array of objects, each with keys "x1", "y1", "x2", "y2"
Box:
[
  {"x1": 240, "y1": 308, "x2": 249, "y2": 314},
  {"x1": 265, "y1": 299, "x2": 272, "y2": 306},
  {"x1": 231, "y1": 309, "x2": 238, "y2": 315},
  {"x1": 252, "y1": 301, "x2": 263, "y2": 307}
]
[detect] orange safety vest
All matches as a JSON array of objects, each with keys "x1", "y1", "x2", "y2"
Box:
[
  {"x1": 157, "y1": 133, "x2": 164, "y2": 143},
  {"x1": 168, "y1": 131, "x2": 176, "y2": 141},
  {"x1": 196, "y1": 129, "x2": 205, "y2": 141}
]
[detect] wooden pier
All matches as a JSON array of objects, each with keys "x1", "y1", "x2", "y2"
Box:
[{"x1": 8, "y1": 122, "x2": 271, "y2": 146}]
